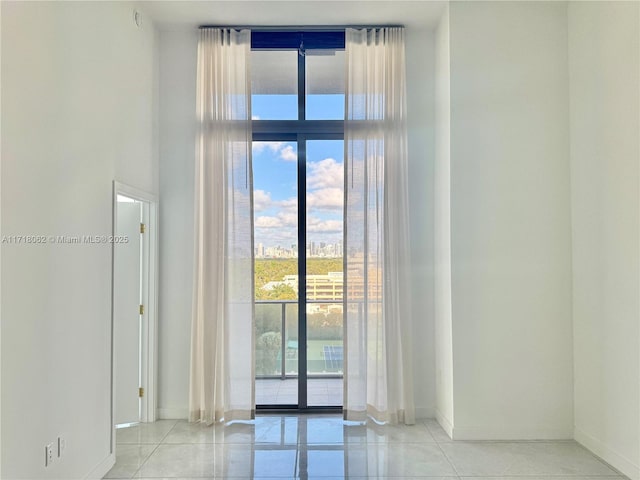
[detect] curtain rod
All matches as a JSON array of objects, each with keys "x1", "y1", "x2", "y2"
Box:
[{"x1": 197, "y1": 25, "x2": 404, "y2": 30}]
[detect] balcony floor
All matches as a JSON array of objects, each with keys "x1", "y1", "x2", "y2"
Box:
[{"x1": 256, "y1": 377, "x2": 343, "y2": 406}]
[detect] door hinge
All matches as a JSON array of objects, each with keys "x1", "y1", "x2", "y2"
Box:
[
  {"x1": 140, "y1": 222, "x2": 146, "y2": 234},
  {"x1": 139, "y1": 304, "x2": 144, "y2": 315},
  {"x1": 139, "y1": 387, "x2": 144, "y2": 398}
]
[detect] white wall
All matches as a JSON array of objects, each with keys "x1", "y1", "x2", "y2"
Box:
[
  {"x1": 569, "y1": 2, "x2": 640, "y2": 478},
  {"x1": 1, "y1": 3, "x2": 4, "y2": 474},
  {"x1": 1, "y1": 2, "x2": 158, "y2": 478},
  {"x1": 156, "y1": 26, "x2": 437, "y2": 418},
  {"x1": 434, "y1": 6, "x2": 454, "y2": 436},
  {"x1": 406, "y1": 26, "x2": 437, "y2": 419},
  {"x1": 157, "y1": 28, "x2": 198, "y2": 419},
  {"x1": 448, "y1": 1, "x2": 574, "y2": 439}
]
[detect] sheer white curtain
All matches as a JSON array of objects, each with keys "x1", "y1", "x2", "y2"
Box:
[
  {"x1": 343, "y1": 27, "x2": 415, "y2": 425},
  {"x1": 189, "y1": 28, "x2": 255, "y2": 424}
]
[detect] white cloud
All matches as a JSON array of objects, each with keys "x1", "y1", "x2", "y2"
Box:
[
  {"x1": 277, "y1": 212, "x2": 298, "y2": 226},
  {"x1": 255, "y1": 212, "x2": 297, "y2": 229},
  {"x1": 307, "y1": 217, "x2": 343, "y2": 233},
  {"x1": 253, "y1": 189, "x2": 272, "y2": 212},
  {"x1": 307, "y1": 158, "x2": 343, "y2": 189},
  {"x1": 252, "y1": 153, "x2": 344, "y2": 247},
  {"x1": 279, "y1": 145, "x2": 297, "y2": 162},
  {"x1": 251, "y1": 115, "x2": 261, "y2": 120},
  {"x1": 307, "y1": 187, "x2": 344, "y2": 211},
  {"x1": 255, "y1": 216, "x2": 282, "y2": 228},
  {"x1": 252, "y1": 141, "x2": 297, "y2": 162},
  {"x1": 277, "y1": 196, "x2": 297, "y2": 213},
  {"x1": 252, "y1": 141, "x2": 283, "y2": 155}
]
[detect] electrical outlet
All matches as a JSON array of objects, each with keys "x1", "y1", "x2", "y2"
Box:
[
  {"x1": 45, "y1": 443, "x2": 54, "y2": 466},
  {"x1": 57, "y1": 436, "x2": 66, "y2": 458}
]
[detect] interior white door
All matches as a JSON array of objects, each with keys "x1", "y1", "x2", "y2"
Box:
[{"x1": 114, "y1": 200, "x2": 142, "y2": 425}]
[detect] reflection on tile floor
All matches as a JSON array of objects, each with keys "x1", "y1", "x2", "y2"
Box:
[
  {"x1": 104, "y1": 416, "x2": 626, "y2": 479},
  {"x1": 256, "y1": 377, "x2": 343, "y2": 406}
]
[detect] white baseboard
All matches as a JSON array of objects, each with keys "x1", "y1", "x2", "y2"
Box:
[
  {"x1": 434, "y1": 409, "x2": 454, "y2": 438},
  {"x1": 157, "y1": 407, "x2": 189, "y2": 420},
  {"x1": 575, "y1": 428, "x2": 640, "y2": 480},
  {"x1": 415, "y1": 406, "x2": 435, "y2": 419},
  {"x1": 85, "y1": 452, "x2": 115, "y2": 480},
  {"x1": 452, "y1": 425, "x2": 572, "y2": 440}
]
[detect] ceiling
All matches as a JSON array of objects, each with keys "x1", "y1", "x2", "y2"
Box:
[{"x1": 140, "y1": 1, "x2": 447, "y2": 30}]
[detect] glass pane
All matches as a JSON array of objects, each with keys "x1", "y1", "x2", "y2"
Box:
[
  {"x1": 251, "y1": 50, "x2": 298, "y2": 120},
  {"x1": 254, "y1": 140, "x2": 298, "y2": 406},
  {"x1": 306, "y1": 51, "x2": 345, "y2": 120},
  {"x1": 253, "y1": 141, "x2": 298, "y2": 296},
  {"x1": 285, "y1": 303, "x2": 299, "y2": 376},
  {"x1": 255, "y1": 303, "x2": 282, "y2": 377},
  {"x1": 306, "y1": 140, "x2": 344, "y2": 407}
]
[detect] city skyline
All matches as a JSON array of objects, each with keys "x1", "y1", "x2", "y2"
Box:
[{"x1": 255, "y1": 240, "x2": 343, "y2": 259}]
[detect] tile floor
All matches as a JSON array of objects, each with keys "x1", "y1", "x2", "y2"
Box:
[
  {"x1": 104, "y1": 415, "x2": 627, "y2": 479},
  {"x1": 256, "y1": 378, "x2": 343, "y2": 406}
]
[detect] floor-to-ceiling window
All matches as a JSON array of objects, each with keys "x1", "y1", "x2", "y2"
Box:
[{"x1": 251, "y1": 31, "x2": 345, "y2": 409}]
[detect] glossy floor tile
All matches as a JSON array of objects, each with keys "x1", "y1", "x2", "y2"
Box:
[
  {"x1": 116, "y1": 420, "x2": 178, "y2": 444},
  {"x1": 105, "y1": 414, "x2": 627, "y2": 479},
  {"x1": 439, "y1": 441, "x2": 620, "y2": 476},
  {"x1": 103, "y1": 444, "x2": 157, "y2": 479}
]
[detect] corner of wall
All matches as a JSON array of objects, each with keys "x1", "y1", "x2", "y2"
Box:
[
  {"x1": 574, "y1": 428, "x2": 640, "y2": 480},
  {"x1": 435, "y1": 409, "x2": 453, "y2": 438},
  {"x1": 433, "y1": 1, "x2": 454, "y2": 433},
  {"x1": 85, "y1": 453, "x2": 115, "y2": 480}
]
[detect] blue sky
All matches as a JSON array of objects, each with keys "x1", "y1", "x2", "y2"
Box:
[{"x1": 252, "y1": 94, "x2": 345, "y2": 250}]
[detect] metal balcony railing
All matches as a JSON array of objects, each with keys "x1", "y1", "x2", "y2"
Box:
[{"x1": 255, "y1": 300, "x2": 344, "y2": 380}]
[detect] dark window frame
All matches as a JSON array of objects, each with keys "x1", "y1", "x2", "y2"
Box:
[{"x1": 252, "y1": 31, "x2": 345, "y2": 413}]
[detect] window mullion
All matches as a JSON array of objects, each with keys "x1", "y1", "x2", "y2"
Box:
[
  {"x1": 297, "y1": 52, "x2": 307, "y2": 409},
  {"x1": 298, "y1": 50, "x2": 305, "y2": 121},
  {"x1": 297, "y1": 134, "x2": 307, "y2": 409}
]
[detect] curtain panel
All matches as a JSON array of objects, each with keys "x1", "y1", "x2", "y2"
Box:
[
  {"x1": 344, "y1": 27, "x2": 415, "y2": 425},
  {"x1": 189, "y1": 28, "x2": 255, "y2": 424}
]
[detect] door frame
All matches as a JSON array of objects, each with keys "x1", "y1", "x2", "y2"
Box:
[
  {"x1": 110, "y1": 181, "x2": 159, "y2": 452},
  {"x1": 252, "y1": 30, "x2": 345, "y2": 411}
]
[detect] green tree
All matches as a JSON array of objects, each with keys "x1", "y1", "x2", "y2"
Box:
[
  {"x1": 254, "y1": 258, "x2": 343, "y2": 297},
  {"x1": 256, "y1": 283, "x2": 297, "y2": 301},
  {"x1": 256, "y1": 331, "x2": 282, "y2": 375}
]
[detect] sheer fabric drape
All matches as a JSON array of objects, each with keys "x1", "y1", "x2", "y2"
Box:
[
  {"x1": 189, "y1": 28, "x2": 255, "y2": 424},
  {"x1": 344, "y1": 27, "x2": 415, "y2": 425}
]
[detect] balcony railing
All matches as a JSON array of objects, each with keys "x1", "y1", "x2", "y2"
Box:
[{"x1": 255, "y1": 300, "x2": 344, "y2": 380}]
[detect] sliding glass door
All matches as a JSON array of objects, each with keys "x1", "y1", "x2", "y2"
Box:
[
  {"x1": 305, "y1": 139, "x2": 344, "y2": 408},
  {"x1": 251, "y1": 32, "x2": 345, "y2": 409},
  {"x1": 253, "y1": 140, "x2": 300, "y2": 407},
  {"x1": 252, "y1": 136, "x2": 344, "y2": 409}
]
